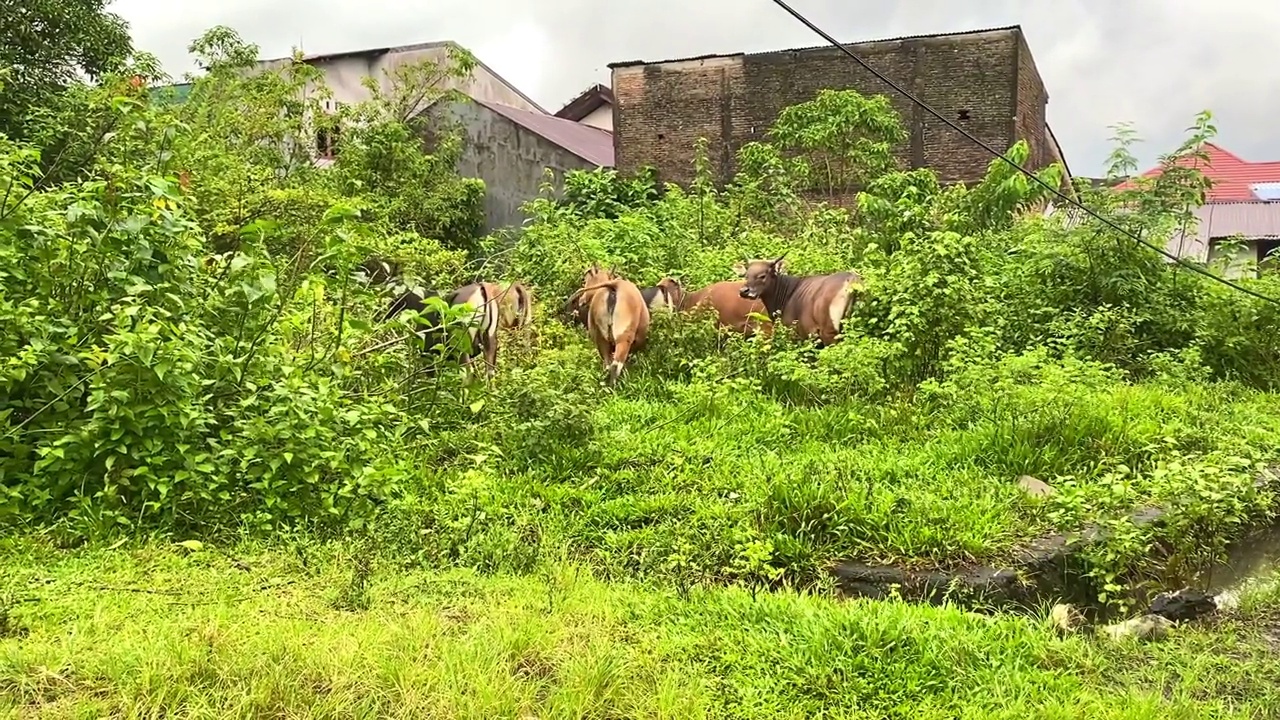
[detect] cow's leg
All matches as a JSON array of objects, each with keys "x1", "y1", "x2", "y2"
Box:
[
  {"x1": 482, "y1": 333, "x2": 498, "y2": 381},
  {"x1": 607, "y1": 334, "x2": 635, "y2": 385},
  {"x1": 590, "y1": 330, "x2": 613, "y2": 373},
  {"x1": 817, "y1": 325, "x2": 839, "y2": 347}
]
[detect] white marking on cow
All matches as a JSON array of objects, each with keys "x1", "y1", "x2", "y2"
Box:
[
  {"x1": 610, "y1": 294, "x2": 634, "y2": 343},
  {"x1": 827, "y1": 278, "x2": 854, "y2": 336},
  {"x1": 455, "y1": 286, "x2": 491, "y2": 347}
]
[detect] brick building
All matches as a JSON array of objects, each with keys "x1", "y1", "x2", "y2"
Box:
[{"x1": 608, "y1": 26, "x2": 1070, "y2": 195}]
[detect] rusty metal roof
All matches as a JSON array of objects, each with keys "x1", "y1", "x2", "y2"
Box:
[
  {"x1": 608, "y1": 25, "x2": 1023, "y2": 68},
  {"x1": 475, "y1": 99, "x2": 614, "y2": 167}
]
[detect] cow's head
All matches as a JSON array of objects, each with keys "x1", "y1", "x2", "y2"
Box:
[
  {"x1": 583, "y1": 263, "x2": 614, "y2": 287},
  {"x1": 734, "y1": 254, "x2": 786, "y2": 300},
  {"x1": 654, "y1": 277, "x2": 685, "y2": 308},
  {"x1": 563, "y1": 264, "x2": 612, "y2": 323}
]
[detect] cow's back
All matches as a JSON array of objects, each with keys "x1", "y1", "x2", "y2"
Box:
[
  {"x1": 684, "y1": 281, "x2": 768, "y2": 335},
  {"x1": 782, "y1": 272, "x2": 861, "y2": 340}
]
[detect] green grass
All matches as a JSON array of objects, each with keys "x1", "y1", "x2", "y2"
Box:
[
  {"x1": 2, "y1": 538, "x2": 1279, "y2": 719},
  {"x1": 403, "y1": 333, "x2": 1280, "y2": 590}
]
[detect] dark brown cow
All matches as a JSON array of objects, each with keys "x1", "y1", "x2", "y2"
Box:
[
  {"x1": 565, "y1": 265, "x2": 651, "y2": 384},
  {"x1": 680, "y1": 280, "x2": 771, "y2": 337},
  {"x1": 735, "y1": 254, "x2": 864, "y2": 346},
  {"x1": 383, "y1": 281, "x2": 507, "y2": 380}
]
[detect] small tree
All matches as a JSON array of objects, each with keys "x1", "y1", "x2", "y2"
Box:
[
  {"x1": 0, "y1": 0, "x2": 133, "y2": 140},
  {"x1": 766, "y1": 88, "x2": 908, "y2": 198}
]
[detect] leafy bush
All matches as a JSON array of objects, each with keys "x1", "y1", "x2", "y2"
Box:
[{"x1": 0, "y1": 28, "x2": 486, "y2": 537}]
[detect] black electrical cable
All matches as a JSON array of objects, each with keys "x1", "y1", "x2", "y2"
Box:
[{"x1": 768, "y1": 0, "x2": 1280, "y2": 306}]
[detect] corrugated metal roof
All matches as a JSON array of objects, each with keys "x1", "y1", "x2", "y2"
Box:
[
  {"x1": 476, "y1": 99, "x2": 614, "y2": 167},
  {"x1": 149, "y1": 82, "x2": 192, "y2": 104},
  {"x1": 608, "y1": 25, "x2": 1023, "y2": 68},
  {"x1": 1044, "y1": 200, "x2": 1280, "y2": 263},
  {"x1": 1193, "y1": 201, "x2": 1280, "y2": 240},
  {"x1": 1115, "y1": 143, "x2": 1280, "y2": 202}
]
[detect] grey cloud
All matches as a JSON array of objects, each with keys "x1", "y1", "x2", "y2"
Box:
[{"x1": 110, "y1": 0, "x2": 1280, "y2": 175}]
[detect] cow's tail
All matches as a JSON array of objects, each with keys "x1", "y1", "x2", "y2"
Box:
[{"x1": 604, "y1": 286, "x2": 617, "y2": 342}]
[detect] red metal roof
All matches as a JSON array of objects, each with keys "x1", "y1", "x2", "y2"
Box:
[
  {"x1": 475, "y1": 99, "x2": 614, "y2": 167},
  {"x1": 1115, "y1": 142, "x2": 1280, "y2": 202}
]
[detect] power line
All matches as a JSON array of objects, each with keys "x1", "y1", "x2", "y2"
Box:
[{"x1": 767, "y1": 0, "x2": 1280, "y2": 306}]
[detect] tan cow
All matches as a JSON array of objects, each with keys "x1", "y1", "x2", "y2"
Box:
[
  {"x1": 567, "y1": 276, "x2": 681, "y2": 328},
  {"x1": 495, "y1": 281, "x2": 534, "y2": 330},
  {"x1": 734, "y1": 254, "x2": 864, "y2": 346},
  {"x1": 565, "y1": 264, "x2": 651, "y2": 385},
  {"x1": 680, "y1": 280, "x2": 771, "y2": 337}
]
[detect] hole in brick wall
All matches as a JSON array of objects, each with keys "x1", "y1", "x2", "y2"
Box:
[
  {"x1": 957, "y1": 109, "x2": 970, "y2": 121},
  {"x1": 657, "y1": 133, "x2": 665, "y2": 140}
]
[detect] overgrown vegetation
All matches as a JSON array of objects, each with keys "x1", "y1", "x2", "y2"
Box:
[{"x1": 4, "y1": 11, "x2": 1280, "y2": 716}]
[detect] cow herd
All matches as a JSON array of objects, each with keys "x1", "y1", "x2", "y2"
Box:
[{"x1": 373, "y1": 253, "x2": 864, "y2": 384}]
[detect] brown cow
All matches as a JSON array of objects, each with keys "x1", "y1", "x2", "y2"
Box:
[
  {"x1": 566, "y1": 276, "x2": 680, "y2": 327},
  {"x1": 680, "y1": 280, "x2": 770, "y2": 337},
  {"x1": 495, "y1": 281, "x2": 534, "y2": 330},
  {"x1": 735, "y1": 254, "x2": 864, "y2": 346},
  {"x1": 641, "y1": 277, "x2": 685, "y2": 314},
  {"x1": 566, "y1": 264, "x2": 651, "y2": 385}
]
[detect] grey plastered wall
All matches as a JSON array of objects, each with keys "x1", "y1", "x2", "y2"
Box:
[{"x1": 423, "y1": 99, "x2": 597, "y2": 234}]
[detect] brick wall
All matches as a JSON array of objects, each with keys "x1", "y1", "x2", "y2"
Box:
[
  {"x1": 1013, "y1": 32, "x2": 1050, "y2": 171},
  {"x1": 611, "y1": 27, "x2": 1055, "y2": 196}
]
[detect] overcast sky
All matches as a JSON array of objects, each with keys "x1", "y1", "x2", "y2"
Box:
[{"x1": 109, "y1": 0, "x2": 1277, "y2": 177}]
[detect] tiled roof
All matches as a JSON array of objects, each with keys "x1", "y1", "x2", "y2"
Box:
[
  {"x1": 476, "y1": 99, "x2": 614, "y2": 167},
  {"x1": 1115, "y1": 142, "x2": 1280, "y2": 202}
]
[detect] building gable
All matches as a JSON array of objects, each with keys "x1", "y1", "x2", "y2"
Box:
[{"x1": 555, "y1": 84, "x2": 615, "y2": 131}]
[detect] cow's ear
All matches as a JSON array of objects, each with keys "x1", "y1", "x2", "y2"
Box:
[
  {"x1": 733, "y1": 263, "x2": 747, "y2": 277},
  {"x1": 770, "y1": 256, "x2": 786, "y2": 274}
]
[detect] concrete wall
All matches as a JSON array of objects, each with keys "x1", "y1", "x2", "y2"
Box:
[
  {"x1": 611, "y1": 28, "x2": 1051, "y2": 199},
  {"x1": 579, "y1": 104, "x2": 613, "y2": 131},
  {"x1": 425, "y1": 99, "x2": 599, "y2": 233},
  {"x1": 256, "y1": 45, "x2": 541, "y2": 113}
]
